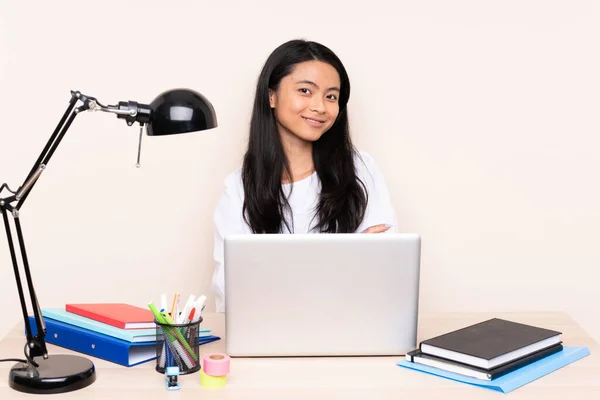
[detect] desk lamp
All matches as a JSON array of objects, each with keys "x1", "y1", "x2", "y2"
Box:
[{"x1": 0, "y1": 88, "x2": 217, "y2": 394}]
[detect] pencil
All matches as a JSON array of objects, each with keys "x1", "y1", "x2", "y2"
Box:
[{"x1": 170, "y1": 293, "x2": 179, "y2": 319}]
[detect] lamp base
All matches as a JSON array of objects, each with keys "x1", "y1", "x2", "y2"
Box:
[{"x1": 9, "y1": 354, "x2": 96, "y2": 394}]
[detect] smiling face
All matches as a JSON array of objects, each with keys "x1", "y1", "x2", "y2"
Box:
[{"x1": 269, "y1": 60, "x2": 341, "y2": 145}]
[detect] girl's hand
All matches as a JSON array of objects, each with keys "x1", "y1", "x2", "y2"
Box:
[{"x1": 362, "y1": 224, "x2": 392, "y2": 234}]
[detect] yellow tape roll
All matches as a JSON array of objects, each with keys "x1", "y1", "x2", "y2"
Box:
[{"x1": 200, "y1": 369, "x2": 227, "y2": 388}]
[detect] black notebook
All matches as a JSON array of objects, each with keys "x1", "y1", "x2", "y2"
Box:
[
  {"x1": 419, "y1": 318, "x2": 562, "y2": 369},
  {"x1": 406, "y1": 343, "x2": 563, "y2": 380}
]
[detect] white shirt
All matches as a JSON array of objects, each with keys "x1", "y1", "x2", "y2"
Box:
[{"x1": 211, "y1": 151, "x2": 398, "y2": 312}]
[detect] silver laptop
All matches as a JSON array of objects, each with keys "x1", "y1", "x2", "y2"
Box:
[{"x1": 224, "y1": 233, "x2": 421, "y2": 357}]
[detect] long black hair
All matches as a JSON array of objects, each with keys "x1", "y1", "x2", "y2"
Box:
[{"x1": 242, "y1": 39, "x2": 367, "y2": 233}]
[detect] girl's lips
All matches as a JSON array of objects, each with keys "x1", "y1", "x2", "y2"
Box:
[{"x1": 302, "y1": 116, "x2": 326, "y2": 127}]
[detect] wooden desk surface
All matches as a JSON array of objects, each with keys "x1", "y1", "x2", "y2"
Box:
[{"x1": 1, "y1": 312, "x2": 599, "y2": 399}]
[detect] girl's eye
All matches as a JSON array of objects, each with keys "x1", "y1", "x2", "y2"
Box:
[
  {"x1": 326, "y1": 94, "x2": 338, "y2": 101},
  {"x1": 299, "y1": 88, "x2": 311, "y2": 94}
]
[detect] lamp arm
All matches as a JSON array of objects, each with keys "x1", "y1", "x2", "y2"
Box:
[
  {"x1": 13, "y1": 92, "x2": 82, "y2": 209},
  {"x1": 0, "y1": 89, "x2": 154, "y2": 367},
  {"x1": 0, "y1": 91, "x2": 89, "y2": 365},
  {"x1": 9, "y1": 91, "x2": 151, "y2": 210},
  {"x1": 1, "y1": 208, "x2": 40, "y2": 357},
  {"x1": 0, "y1": 90, "x2": 150, "y2": 367}
]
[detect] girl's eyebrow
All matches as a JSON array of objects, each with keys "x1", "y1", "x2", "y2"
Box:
[{"x1": 296, "y1": 79, "x2": 340, "y2": 92}]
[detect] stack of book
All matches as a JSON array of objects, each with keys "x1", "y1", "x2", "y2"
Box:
[
  {"x1": 29, "y1": 303, "x2": 220, "y2": 367},
  {"x1": 405, "y1": 318, "x2": 564, "y2": 381}
]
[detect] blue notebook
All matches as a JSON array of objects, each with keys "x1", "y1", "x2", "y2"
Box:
[
  {"x1": 398, "y1": 345, "x2": 590, "y2": 394},
  {"x1": 41, "y1": 308, "x2": 211, "y2": 343},
  {"x1": 29, "y1": 316, "x2": 221, "y2": 367}
]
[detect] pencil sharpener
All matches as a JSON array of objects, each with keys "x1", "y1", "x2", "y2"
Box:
[{"x1": 165, "y1": 366, "x2": 180, "y2": 390}]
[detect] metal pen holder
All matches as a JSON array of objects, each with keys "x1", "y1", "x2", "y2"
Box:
[{"x1": 155, "y1": 317, "x2": 203, "y2": 375}]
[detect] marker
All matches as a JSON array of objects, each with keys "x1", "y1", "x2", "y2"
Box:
[
  {"x1": 160, "y1": 294, "x2": 167, "y2": 313},
  {"x1": 196, "y1": 295, "x2": 207, "y2": 309},
  {"x1": 177, "y1": 295, "x2": 196, "y2": 324},
  {"x1": 148, "y1": 302, "x2": 169, "y2": 325},
  {"x1": 184, "y1": 308, "x2": 195, "y2": 325},
  {"x1": 192, "y1": 296, "x2": 207, "y2": 323}
]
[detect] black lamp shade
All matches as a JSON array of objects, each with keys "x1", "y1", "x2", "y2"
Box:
[{"x1": 147, "y1": 89, "x2": 217, "y2": 136}]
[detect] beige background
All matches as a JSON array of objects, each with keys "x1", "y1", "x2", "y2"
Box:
[{"x1": 0, "y1": 1, "x2": 598, "y2": 343}]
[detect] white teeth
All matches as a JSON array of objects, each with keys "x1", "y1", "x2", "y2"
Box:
[{"x1": 304, "y1": 117, "x2": 323, "y2": 124}]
